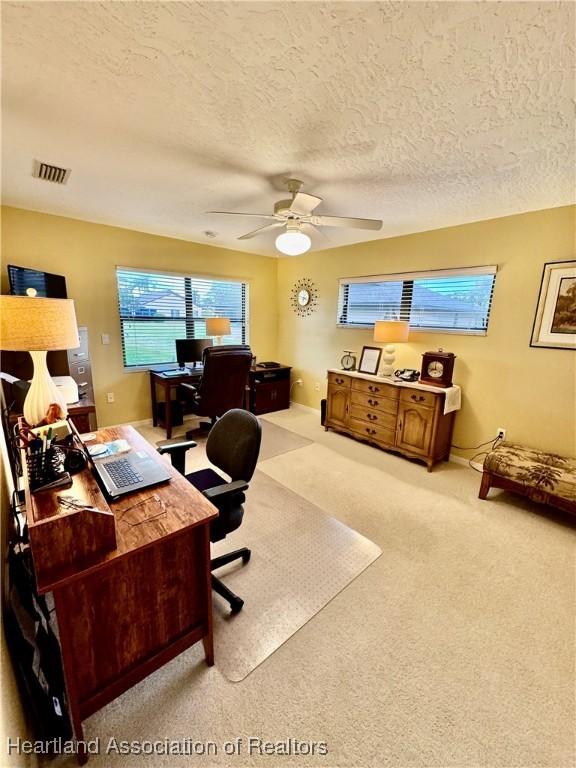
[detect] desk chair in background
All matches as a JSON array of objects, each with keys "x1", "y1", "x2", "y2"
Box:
[
  {"x1": 158, "y1": 408, "x2": 262, "y2": 613},
  {"x1": 180, "y1": 345, "x2": 252, "y2": 430}
]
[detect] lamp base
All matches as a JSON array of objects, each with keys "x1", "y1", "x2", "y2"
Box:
[
  {"x1": 23, "y1": 351, "x2": 68, "y2": 427},
  {"x1": 379, "y1": 345, "x2": 396, "y2": 378}
]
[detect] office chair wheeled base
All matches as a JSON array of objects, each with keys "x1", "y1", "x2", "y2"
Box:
[{"x1": 211, "y1": 547, "x2": 251, "y2": 614}]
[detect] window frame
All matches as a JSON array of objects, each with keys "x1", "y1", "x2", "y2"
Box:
[
  {"x1": 337, "y1": 265, "x2": 497, "y2": 335},
  {"x1": 116, "y1": 266, "x2": 250, "y2": 372}
]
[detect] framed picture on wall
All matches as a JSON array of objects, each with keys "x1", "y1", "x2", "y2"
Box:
[
  {"x1": 530, "y1": 260, "x2": 576, "y2": 350},
  {"x1": 358, "y1": 346, "x2": 382, "y2": 375}
]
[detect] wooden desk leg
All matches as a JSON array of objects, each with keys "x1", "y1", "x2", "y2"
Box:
[
  {"x1": 165, "y1": 383, "x2": 173, "y2": 439},
  {"x1": 150, "y1": 375, "x2": 158, "y2": 427},
  {"x1": 54, "y1": 596, "x2": 88, "y2": 764}
]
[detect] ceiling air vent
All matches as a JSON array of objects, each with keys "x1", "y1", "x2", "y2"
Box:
[{"x1": 32, "y1": 160, "x2": 71, "y2": 185}]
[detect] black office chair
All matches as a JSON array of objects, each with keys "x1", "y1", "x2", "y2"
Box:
[
  {"x1": 158, "y1": 408, "x2": 261, "y2": 614},
  {"x1": 179, "y1": 345, "x2": 252, "y2": 429}
]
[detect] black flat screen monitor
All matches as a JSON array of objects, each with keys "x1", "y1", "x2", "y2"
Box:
[
  {"x1": 175, "y1": 338, "x2": 213, "y2": 368},
  {"x1": 8, "y1": 264, "x2": 67, "y2": 298}
]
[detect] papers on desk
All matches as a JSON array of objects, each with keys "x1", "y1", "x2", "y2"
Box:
[{"x1": 88, "y1": 439, "x2": 131, "y2": 458}]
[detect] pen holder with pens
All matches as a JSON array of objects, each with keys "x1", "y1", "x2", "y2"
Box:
[{"x1": 26, "y1": 446, "x2": 70, "y2": 493}]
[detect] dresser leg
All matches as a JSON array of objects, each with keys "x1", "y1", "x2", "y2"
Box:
[{"x1": 203, "y1": 635, "x2": 214, "y2": 667}]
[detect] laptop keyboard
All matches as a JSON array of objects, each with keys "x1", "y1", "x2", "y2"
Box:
[{"x1": 104, "y1": 458, "x2": 143, "y2": 488}]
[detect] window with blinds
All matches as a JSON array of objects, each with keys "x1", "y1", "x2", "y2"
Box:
[
  {"x1": 338, "y1": 266, "x2": 497, "y2": 334},
  {"x1": 116, "y1": 267, "x2": 249, "y2": 369}
]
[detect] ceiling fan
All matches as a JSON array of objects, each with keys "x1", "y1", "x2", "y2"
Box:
[{"x1": 209, "y1": 178, "x2": 383, "y2": 255}]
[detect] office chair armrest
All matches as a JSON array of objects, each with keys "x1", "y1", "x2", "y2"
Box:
[
  {"x1": 180, "y1": 383, "x2": 199, "y2": 395},
  {"x1": 203, "y1": 479, "x2": 249, "y2": 500},
  {"x1": 157, "y1": 438, "x2": 197, "y2": 454},
  {"x1": 157, "y1": 438, "x2": 197, "y2": 476}
]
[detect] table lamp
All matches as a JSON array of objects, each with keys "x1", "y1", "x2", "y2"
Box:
[
  {"x1": 206, "y1": 317, "x2": 231, "y2": 346},
  {"x1": 373, "y1": 320, "x2": 409, "y2": 377},
  {"x1": 0, "y1": 294, "x2": 80, "y2": 426}
]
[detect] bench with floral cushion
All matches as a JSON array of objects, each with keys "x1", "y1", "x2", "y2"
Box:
[{"x1": 479, "y1": 442, "x2": 576, "y2": 515}]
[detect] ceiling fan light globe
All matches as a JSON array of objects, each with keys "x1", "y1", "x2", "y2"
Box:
[{"x1": 275, "y1": 231, "x2": 311, "y2": 256}]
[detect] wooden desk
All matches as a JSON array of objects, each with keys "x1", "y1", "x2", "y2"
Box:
[
  {"x1": 24, "y1": 425, "x2": 218, "y2": 763},
  {"x1": 150, "y1": 368, "x2": 203, "y2": 438},
  {"x1": 150, "y1": 364, "x2": 293, "y2": 437}
]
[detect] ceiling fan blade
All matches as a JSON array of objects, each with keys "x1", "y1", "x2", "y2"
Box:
[
  {"x1": 208, "y1": 211, "x2": 278, "y2": 220},
  {"x1": 237, "y1": 222, "x2": 285, "y2": 240},
  {"x1": 309, "y1": 215, "x2": 383, "y2": 231},
  {"x1": 288, "y1": 192, "x2": 323, "y2": 217}
]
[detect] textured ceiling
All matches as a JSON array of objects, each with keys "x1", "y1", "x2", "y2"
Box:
[{"x1": 2, "y1": 1, "x2": 574, "y2": 257}]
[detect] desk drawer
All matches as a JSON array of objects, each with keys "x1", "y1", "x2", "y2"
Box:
[
  {"x1": 349, "y1": 405, "x2": 396, "y2": 431},
  {"x1": 351, "y1": 378, "x2": 399, "y2": 399},
  {"x1": 351, "y1": 390, "x2": 399, "y2": 416},
  {"x1": 349, "y1": 417, "x2": 395, "y2": 446},
  {"x1": 328, "y1": 372, "x2": 351, "y2": 388},
  {"x1": 400, "y1": 388, "x2": 437, "y2": 409}
]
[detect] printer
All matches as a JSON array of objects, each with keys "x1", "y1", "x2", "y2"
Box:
[{"x1": 52, "y1": 376, "x2": 79, "y2": 405}]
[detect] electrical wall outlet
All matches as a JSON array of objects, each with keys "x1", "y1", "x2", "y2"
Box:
[
  {"x1": 314, "y1": 382, "x2": 320, "y2": 392},
  {"x1": 496, "y1": 427, "x2": 506, "y2": 440},
  {"x1": 101, "y1": 333, "x2": 110, "y2": 345},
  {"x1": 106, "y1": 392, "x2": 115, "y2": 403}
]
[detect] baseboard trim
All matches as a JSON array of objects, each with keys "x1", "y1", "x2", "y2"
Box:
[
  {"x1": 288, "y1": 401, "x2": 321, "y2": 415},
  {"x1": 450, "y1": 453, "x2": 484, "y2": 471}
]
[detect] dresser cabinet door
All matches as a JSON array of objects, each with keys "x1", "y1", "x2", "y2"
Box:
[
  {"x1": 326, "y1": 386, "x2": 350, "y2": 428},
  {"x1": 396, "y1": 403, "x2": 434, "y2": 456}
]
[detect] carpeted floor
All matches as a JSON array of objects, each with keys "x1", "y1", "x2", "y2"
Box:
[
  {"x1": 211, "y1": 470, "x2": 381, "y2": 682},
  {"x1": 49, "y1": 408, "x2": 575, "y2": 767}
]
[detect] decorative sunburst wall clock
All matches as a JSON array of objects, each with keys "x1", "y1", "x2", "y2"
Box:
[{"x1": 290, "y1": 278, "x2": 319, "y2": 317}]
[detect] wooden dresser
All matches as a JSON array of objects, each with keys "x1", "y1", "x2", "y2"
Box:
[{"x1": 325, "y1": 370, "x2": 457, "y2": 471}]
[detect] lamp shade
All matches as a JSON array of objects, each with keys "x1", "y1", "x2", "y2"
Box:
[
  {"x1": 205, "y1": 317, "x2": 231, "y2": 337},
  {"x1": 0, "y1": 296, "x2": 80, "y2": 351},
  {"x1": 373, "y1": 320, "x2": 409, "y2": 344}
]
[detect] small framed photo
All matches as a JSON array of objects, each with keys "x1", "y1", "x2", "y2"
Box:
[
  {"x1": 358, "y1": 346, "x2": 382, "y2": 375},
  {"x1": 530, "y1": 260, "x2": 576, "y2": 350}
]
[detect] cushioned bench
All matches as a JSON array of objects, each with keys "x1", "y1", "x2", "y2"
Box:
[{"x1": 479, "y1": 442, "x2": 576, "y2": 515}]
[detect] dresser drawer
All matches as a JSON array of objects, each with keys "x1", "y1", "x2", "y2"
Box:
[
  {"x1": 349, "y1": 417, "x2": 395, "y2": 446},
  {"x1": 351, "y1": 390, "x2": 399, "y2": 416},
  {"x1": 349, "y1": 405, "x2": 396, "y2": 431},
  {"x1": 351, "y1": 378, "x2": 399, "y2": 399},
  {"x1": 400, "y1": 388, "x2": 438, "y2": 409},
  {"x1": 328, "y1": 372, "x2": 351, "y2": 388}
]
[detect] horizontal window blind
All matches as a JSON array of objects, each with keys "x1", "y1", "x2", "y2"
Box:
[
  {"x1": 116, "y1": 267, "x2": 248, "y2": 368},
  {"x1": 338, "y1": 266, "x2": 497, "y2": 334}
]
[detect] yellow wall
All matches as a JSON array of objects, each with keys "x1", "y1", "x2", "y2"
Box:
[
  {"x1": 2, "y1": 205, "x2": 575, "y2": 458},
  {"x1": 0, "y1": 207, "x2": 278, "y2": 425},
  {"x1": 277, "y1": 205, "x2": 576, "y2": 457}
]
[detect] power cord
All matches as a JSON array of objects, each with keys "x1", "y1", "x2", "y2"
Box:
[{"x1": 451, "y1": 434, "x2": 504, "y2": 473}]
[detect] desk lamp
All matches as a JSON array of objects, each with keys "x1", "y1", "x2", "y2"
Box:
[
  {"x1": 0, "y1": 293, "x2": 80, "y2": 426},
  {"x1": 373, "y1": 320, "x2": 409, "y2": 377},
  {"x1": 206, "y1": 317, "x2": 231, "y2": 346}
]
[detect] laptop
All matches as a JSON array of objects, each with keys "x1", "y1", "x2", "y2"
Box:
[
  {"x1": 67, "y1": 418, "x2": 171, "y2": 500},
  {"x1": 161, "y1": 364, "x2": 204, "y2": 378}
]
